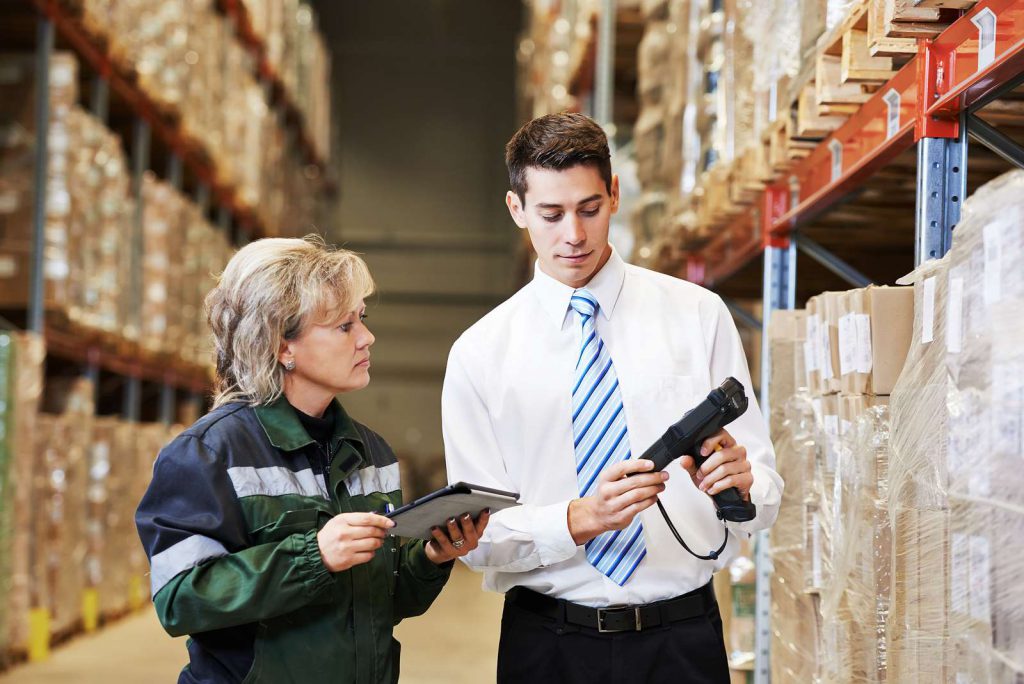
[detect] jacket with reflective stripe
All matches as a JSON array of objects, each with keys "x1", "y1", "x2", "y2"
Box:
[{"x1": 135, "y1": 397, "x2": 451, "y2": 683}]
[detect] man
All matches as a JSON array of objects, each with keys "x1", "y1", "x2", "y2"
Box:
[{"x1": 441, "y1": 112, "x2": 782, "y2": 683}]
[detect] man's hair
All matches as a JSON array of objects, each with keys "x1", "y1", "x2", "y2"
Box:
[{"x1": 505, "y1": 112, "x2": 612, "y2": 204}]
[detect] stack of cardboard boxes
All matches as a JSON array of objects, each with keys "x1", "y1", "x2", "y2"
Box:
[
  {"x1": 767, "y1": 284, "x2": 913, "y2": 682},
  {"x1": 886, "y1": 169, "x2": 1024, "y2": 683},
  {"x1": 0, "y1": 333, "x2": 177, "y2": 662}
]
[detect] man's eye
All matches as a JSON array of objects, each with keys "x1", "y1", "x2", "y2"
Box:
[
  {"x1": 542, "y1": 214, "x2": 562, "y2": 223},
  {"x1": 580, "y1": 208, "x2": 599, "y2": 217}
]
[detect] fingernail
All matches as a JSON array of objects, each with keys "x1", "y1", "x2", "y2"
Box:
[
  {"x1": 447, "y1": 517, "x2": 456, "y2": 525},
  {"x1": 661, "y1": 472, "x2": 669, "y2": 481},
  {"x1": 462, "y1": 513, "x2": 472, "y2": 520},
  {"x1": 700, "y1": 447, "x2": 709, "y2": 456},
  {"x1": 484, "y1": 508, "x2": 491, "y2": 514}
]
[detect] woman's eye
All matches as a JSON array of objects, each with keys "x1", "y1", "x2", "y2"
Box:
[
  {"x1": 339, "y1": 324, "x2": 352, "y2": 333},
  {"x1": 359, "y1": 313, "x2": 368, "y2": 322}
]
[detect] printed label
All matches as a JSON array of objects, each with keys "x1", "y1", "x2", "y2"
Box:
[
  {"x1": 838, "y1": 313, "x2": 857, "y2": 376},
  {"x1": 856, "y1": 314, "x2": 873, "y2": 373},
  {"x1": 969, "y1": 535, "x2": 992, "y2": 623},
  {"x1": 883, "y1": 89, "x2": 901, "y2": 139},
  {"x1": 829, "y1": 139, "x2": 843, "y2": 182},
  {"x1": 922, "y1": 277, "x2": 936, "y2": 344}
]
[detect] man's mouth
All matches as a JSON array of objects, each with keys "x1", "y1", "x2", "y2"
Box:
[{"x1": 560, "y1": 252, "x2": 591, "y2": 263}]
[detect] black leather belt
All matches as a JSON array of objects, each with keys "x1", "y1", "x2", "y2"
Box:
[{"x1": 505, "y1": 582, "x2": 714, "y2": 634}]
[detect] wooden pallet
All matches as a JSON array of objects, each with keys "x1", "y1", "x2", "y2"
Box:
[{"x1": 867, "y1": 0, "x2": 970, "y2": 56}]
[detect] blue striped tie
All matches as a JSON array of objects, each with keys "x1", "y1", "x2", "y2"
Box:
[{"x1": 570, "y1": 289, "x2": 646, "y2": 585}]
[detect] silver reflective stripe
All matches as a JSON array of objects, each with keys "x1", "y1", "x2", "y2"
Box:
[
  {"x1": 150, "y1": 534, "x2": 229, "y2": 597},
  {"x1": 227, "y1": 466, "x2": 328, "y2": 500},
  {"x1": 344, "y1": 462, "x2": 401, "y2": 497}
]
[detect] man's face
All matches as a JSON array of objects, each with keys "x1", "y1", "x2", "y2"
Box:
[{"x1": 506, "y1": 164, "x2": 619, "y2": 289}]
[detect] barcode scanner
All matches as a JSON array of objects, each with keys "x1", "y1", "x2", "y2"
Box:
[{"x1": 639, "y1": 377, "x2": 757, "y2": 524}]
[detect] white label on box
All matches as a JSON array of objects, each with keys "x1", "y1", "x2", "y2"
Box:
[
  {"x1": 951, "y1": 532, "x2": 968, "y2": 614},
  {"x1": 806, "y1": 315, "x2": 820, "y2": 372},
  {"x1": 825, "y1": 414, "x2": 839, "y2": 439},
  {"x1": 983, "y1": 221, "x2": 1002, "y2": 307},
  {"x1": 0, "y1": 190, "x2": 19, "y2": 213},
  {"x1": 838, "y1": 313, "x2": 857, "y2": 376},
  {"x1": 969, "y1": 535, "x2": 992, "y2": 623},
  {"x1": 922, "y1": 277, "x2": 936, "y2": 344},
  {"x1": 811, "y1": 515, "x2": 822, "y2": 587},
  {"x1": 0, "y1": 255, "x2": 16, "y2": 278},
  {"x1": 946, "y1": 276, "x2": 964, "y2": 354},
  {"x1": 821, "y1": 324, "x2": 833, "y2": 379},
  {"x1": 804, "y1": 340, "x2": 816, "y2": 379},
  {"x1": 855, "y1": 314, "x2": 873, "y2": 373}
]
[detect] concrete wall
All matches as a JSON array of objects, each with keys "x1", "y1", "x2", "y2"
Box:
[{"x1": 313, "y1": 1, "x2": 524, "y2": 489}]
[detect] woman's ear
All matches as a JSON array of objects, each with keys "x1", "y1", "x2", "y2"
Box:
[{"x1": 278, "y1": 339, "x2": 294, "y2": 368}]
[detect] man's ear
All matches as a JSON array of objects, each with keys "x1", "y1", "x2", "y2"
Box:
[
  {"x1": 609, "y1": 174, "x2": 621, "y2": 214},
  {"x1": 506, "y1": 191, "x2": 528, "y2": 229}
]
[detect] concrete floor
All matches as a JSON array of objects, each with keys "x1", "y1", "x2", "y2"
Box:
[{"x1": 0, "y1": 563, "x2": 503, "y2": 683}]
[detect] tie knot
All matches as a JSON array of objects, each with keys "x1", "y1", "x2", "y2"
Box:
[{"x1": 570, "y1": 289, "x2": 599, "y2": 319}]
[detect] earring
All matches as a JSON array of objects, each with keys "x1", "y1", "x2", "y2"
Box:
[{"x1": 284, "y1": 360, "x2": 296, "y2": 371}]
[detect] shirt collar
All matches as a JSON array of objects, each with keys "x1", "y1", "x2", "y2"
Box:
[
  {"x1": 254, "y1": 395, "x2": 362, "y2": 452},
  {"x1": 531, "y1": 246, "x2": 626, "y2": 328}
]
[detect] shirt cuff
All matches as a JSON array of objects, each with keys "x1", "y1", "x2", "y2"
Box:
[
  {"x1": 405, "y1": 540, "x2": 454, "y2": 583},
  {"x1": 530, "y1": 499, "x2": 578, "y2": 567},
  {"x1": 748, "y1": 463, "x2": 781, "y2": 508}
]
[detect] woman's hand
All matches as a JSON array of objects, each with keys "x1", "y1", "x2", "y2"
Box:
[
  {"x1": 317, "y1": 512, "x2": 395, "y2": 572},
  {"x1": 423, "y1": 510, "x2": 491, "y2": 565}
]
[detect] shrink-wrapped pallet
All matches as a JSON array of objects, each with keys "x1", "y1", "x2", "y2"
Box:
[
  {"x1": 4, "y1": 333, "x2": 44, "y2": 656},
  {"x1": 887, "y1": 254, "x2": 952, "y2": 684},
  {"x1": 33, "y1": 378, "x2": 93, "y2": 640},
  {"x1": 820, "y1": 402, "x2": 891, "y2": 683},
  {"x1": 0, "y1": 52, "x2": 79, "y2": 312},
  {"x1": 941, "y1": 169, "x2": 1024, "y2": 683}
]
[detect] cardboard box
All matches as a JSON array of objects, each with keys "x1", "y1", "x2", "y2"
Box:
[{"x1": 838, "y1": 285, "x2": 914, "y2": 395}]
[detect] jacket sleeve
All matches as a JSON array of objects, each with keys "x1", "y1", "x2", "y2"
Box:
[
  {"x1": 392, "y1": 539, "x2": 452, "y2": 623},
  {"x1": 136, "y1": 435, "x2": 335, "y2": 637}
]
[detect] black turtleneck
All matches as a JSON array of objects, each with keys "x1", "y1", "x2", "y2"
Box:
[{"x1": 288, "y1": 400, "x2": 338, "y2": 487}]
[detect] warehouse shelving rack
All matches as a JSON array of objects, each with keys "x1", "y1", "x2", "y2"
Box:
[
  {"x1": 10, "y1": 0, "x2": 332, "y2": 425},
  {"x1": 672, "y1": 2, "x2": 1024, "y2": 682}
]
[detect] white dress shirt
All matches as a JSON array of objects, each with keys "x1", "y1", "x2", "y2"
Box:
[{"x1": 441, "y1": 248, "x2": 783, "y2": 607}]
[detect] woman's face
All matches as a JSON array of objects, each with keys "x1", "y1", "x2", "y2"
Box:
[{"x1": 284, "y1": 302, "x2": 375, "y2": 395}]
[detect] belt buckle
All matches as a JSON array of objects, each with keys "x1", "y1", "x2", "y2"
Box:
[{"x1": 596, "y1": 606, "x2": 643, "y2": 633}]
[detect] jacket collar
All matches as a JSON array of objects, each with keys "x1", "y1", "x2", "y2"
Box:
[
  {"x1": 254, "y1": 395, "x2": 362, "y2": 452},
  {"x1": 531, "y1": 245, "x2": 626, "y2": 329}
]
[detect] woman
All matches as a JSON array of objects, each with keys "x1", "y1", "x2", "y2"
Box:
[{"x1": 136, "y1": 236, "x2": 488, "y2": 683}]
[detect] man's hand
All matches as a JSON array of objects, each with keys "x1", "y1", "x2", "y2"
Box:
[
  {"x1": 567, "y1": 459, "x2": 668, "y2": 546},
  {"x1": 317, "y1": 512, "x2": 394, "y2": 572},
  {"x1": 677, "y1": 428, "x2": 753, "y2": 501},
  {"x1": 424, "y1": 510, "x2": 491, "y2": 564}
]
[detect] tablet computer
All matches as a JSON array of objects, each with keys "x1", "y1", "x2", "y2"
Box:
[{"x1": 386, "y1": 481, "x2": 519, "y2": 540}]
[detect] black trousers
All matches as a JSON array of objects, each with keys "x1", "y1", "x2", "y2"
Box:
[{"x1": 496, "y1": 587, "x2": 731, "y2": 684}]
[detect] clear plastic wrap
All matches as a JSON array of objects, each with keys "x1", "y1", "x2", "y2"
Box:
[
  {"x1": 820, "y1": 403, "x2": 891, "y2": 683},
  {"x1": 941, "y1": 169, "x2": 1024, "y2": 683},
  {"x1": 5, "y1": 334, "x2": 44, "y2": 655}
]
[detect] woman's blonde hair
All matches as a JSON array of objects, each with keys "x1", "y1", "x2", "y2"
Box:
[{"x1": 205, "y1": 235, "x2": 375, "y2": 407}]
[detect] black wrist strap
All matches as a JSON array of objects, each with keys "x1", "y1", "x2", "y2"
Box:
[{"x1": 655, "y1": 498, "x2": 729, "y2": 561}]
